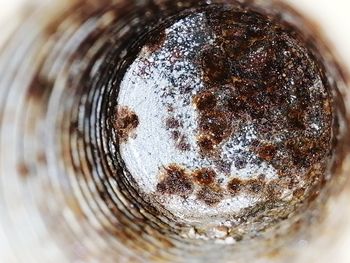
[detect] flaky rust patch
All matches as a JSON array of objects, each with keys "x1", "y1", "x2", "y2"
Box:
[
  {"x1": 190, "y1": 6, "x2": 333, "y2": 184},
  {"x1": 227, "y1": 176, "x2": 267, "y2": 196},
  {"x1": 156, "y1": 164, "x2": 225, "y2": 205},
  {"x1": 156, "y1": 163, "x2": 293, "y2": 207},
  {"x1": 115, "y1": 106, "x2": 139, "y2": 142},
  {"x1": 156, "y1": 164, "x2": 194, "y2": 197},
  {"x1": 254, "y1": 144, "x2": 277, "y2": 162},
  {"x1": 156, "y1": 161, "x2": 323, "y2": 208},
  {"x1": 192, "y1": 168, "x2": 216, "y2": 186},
  {"x1": 227, "y1": 178, "x2": 244, "y2": 195},
  {"x1": 125, "y1": 3, "x2": 346, "y2": 242}
]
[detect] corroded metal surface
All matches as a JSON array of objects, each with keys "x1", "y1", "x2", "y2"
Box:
[
  {"x1": 118, "y1": 5, "x2": 339, "y2": 234},
  {"x1": 0, "y1": 0, "x2": 349, "y2": 262}
]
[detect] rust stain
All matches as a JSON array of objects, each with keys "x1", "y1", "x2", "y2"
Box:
[
  {"x1": 17, "y1": 162, "x2": 30, "y2": 178},
  {"x1": 145, "y1": 29, "x2": 166, "y2": 53},
  {"x1": 192, "y1": 91, "x2": 217, "y2": 111},
  {"x1": 197, "y1": 134, "x2": 216, "y2": 155},
  {"x1": 188, "y1": 6, "x2": 334, "y2": 190},
  {"x1": 156, "y1": 164, "x2": 225, "y2": 205},
  {"x1": 192, "y1": 168, "x2": 216, "y2": 186},
  {"x1": 227, "y1": 177, "x2": 267, "y2": 196},
  {"x1": 244, "y1": 178, "x2": 266, "y2": 195},
  {"x1": 293, "y1": 188, "x2": 305, "y2": 199},
  {"x1": 227, "y1": 178, "x2": 243, "y2": 195},
  {"x1": 255, "y1": 144, "x2": 277, "y2": 162},
  {"x1": 156, "y1": 164, "x2": 194, "y2": 197},
  {"x1": 196, "y1": 186, "x2": 223, "y2": 206},
  {"x1": 115, "y1": 106, "x2": 139, "y2": 142}
]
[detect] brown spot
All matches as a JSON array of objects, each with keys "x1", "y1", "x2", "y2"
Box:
[
  {"x1": 285, "y1": 138, "x2": 321, "y2": 168},
  {"x1": 17, "y1": 163, "x2": 30, "y2": 178},
  {"x1": 307, "y1": 190, "x2": 320, "y2": 203},
  {"x1": 197, "y1": 135, "x2": 216, "y2": 154},
  {"x1": 115, "y1": 106, "x2": 139, "y2": 142},
  {"x1": 146, "y1": 30, "x2": 166, "y2": 52},
  {"x1": 27, "y1": 75, "x2": 52, "y2": 100},
  {"x1": 156, "y1": 164, "x2": 193, "y2": 197},
  {"x1": 193, "y1": 91, "x2": 217, "y2": 111},
  {"x1": 198, "y1": 111, "x2": 230, "y2": 144},
  {"x1": 227, "y1": 178, "x2": 243, "y2": 195},
  {"x1": 256, "y1": 144, "x2": 277, "y2": 161},
  {"x1": 201, "y1": 48, "x2": 230, "y2": 83},
  {"x1": 293, "y1": 188, "x2": 305, "y2": 199},
  {"x1": 288, "y1": 109, "x2": 305, "y2": 129},
  {"x1": 323, "y1": 100, "x2": 331, "y2": 115},
  {"x1": 192, "y1": 168, "x2": 216, "y2": 186},
  {"x1": 244, "y1": 178, "x2": 266, "y2": 194},
  {"x1": 166, "y1": 117, "x2": 181, "y2": 129},
  {"x1": 197, "y1": 187, "x2": 223, "y2": 206}
]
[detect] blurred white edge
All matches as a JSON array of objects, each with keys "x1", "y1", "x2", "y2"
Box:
[{"x1": 0, "y1": 0, "x2": 349, "y2": 262}]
